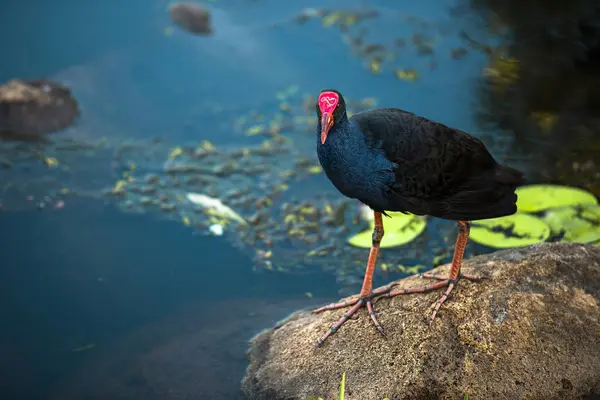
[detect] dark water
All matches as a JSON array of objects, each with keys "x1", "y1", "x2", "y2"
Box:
[
  {"x1": 0, "y1": 199, "x2": 336, "y2": 399},
  {"x1": 1, "y1": 0, "x2": 599, "y2": 398}
]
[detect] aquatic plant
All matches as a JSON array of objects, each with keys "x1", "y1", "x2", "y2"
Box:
[
  {"x1": 348, "y1": 184, "x2": 600, "y2": 249},
  {"x1": 515, "y1": 184, "x2": 598, "y2": 212},
  {"x1": 543, "y1": 204, "x2": 600, "y2": 244},
  {"x1": 347, "y1": 211, "x2": 426, "y2": 248},
  {"x1": 470, "y1": 213, "x2": 551, "y2": 248},
  {"x1": 470, "y1": 184, "x2": 600, "y2": 248}
]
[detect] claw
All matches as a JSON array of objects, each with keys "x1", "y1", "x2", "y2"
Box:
[
  {"x1": 385, "y1": 273, "x2": 482, "y2": 321},
  {"x1": 312, "y1": 220, "x2": 484, "y2": 349},
  {"x1": 313, "y1": 288, "x2": 394, "y2": 349}
]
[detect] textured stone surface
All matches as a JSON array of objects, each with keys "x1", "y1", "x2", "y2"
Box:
[
  {"x1": 0, "y1": 79, "x2": 79, "y2": 141},
  {"x1": 242, "y1": 243, "x2": 600, "y2": 400}
]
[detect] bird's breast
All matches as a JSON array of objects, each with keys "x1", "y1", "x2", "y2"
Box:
[{"x1": 317, "y1": 128, "x2": 396, "y2": 206}]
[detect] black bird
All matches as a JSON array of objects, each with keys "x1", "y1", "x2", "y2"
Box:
[{"x1": 313, "y1": 89, "x2": 524, "y2": 348}]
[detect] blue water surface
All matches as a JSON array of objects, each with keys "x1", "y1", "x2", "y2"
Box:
[{"x1": 0, "y1": 0, "x2": 514, "y2": 398}]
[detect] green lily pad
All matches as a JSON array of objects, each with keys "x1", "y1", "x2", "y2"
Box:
[
  {"x1": 347, "y1": 212, "x2": 426, "y2": 248},
  {"x1": 542, "y1": 204, "x2": 600, "y2": 244},
  {"x1": 516, "y1": 184, "x2": 597, "y2": 213},
  {"x1": 470, "y1": 213, "x2": 550, "y2": 248}
]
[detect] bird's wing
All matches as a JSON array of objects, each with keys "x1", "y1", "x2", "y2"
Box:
[{"x1": 352, "y1": 108, "x2": 497, "y2": 202}]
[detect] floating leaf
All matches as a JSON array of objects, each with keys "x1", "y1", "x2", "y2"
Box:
[
  {"x1": 111, "y1": 180, "x2": 127, "y2": 195},
  {"x1": 483, "y1": 56, "x2": 519, "y2": 87},
  {"x1": 369, "y1": 58, "x2": 382, "y2": 74},
  {"x1": 44, "y1": 157, "x2": 59, "y2": 167},
  {"x1": 516, "y1": 184, "x2": 597, "y2": 213},
  {"x1": 470, "y1": 213, "x2": 550, "y2": 248},
  {"x1": 168, "y1": 146, "x2": 183, "y2": 159},
  {"x1": 321, "y1": 12, "x2": 340, "y2": 27},
  {"x1": 394, "y1": 68, "x2": 419, "y2": 82},
  {"x1": 186, "y1": 192, "x2": 247, "y2": 224},
  {"x1": 542, "y1": 204, "x2": 600, "y2": 244},
  {"x1": 246, "y1": 125, "x2": 265, "y2": 136},
  {"x1": 307, "y1": 165, "x2": 322, "y2": 174},
  {"x1": 347, "y1": 213, "x2": 426, "y2": 248},
  {"x1": 197, "y1": 140, "x2": 215, "y2": 152},
  {"x1": 530, "y1": 112, "x2": 557, "y2": 132}
]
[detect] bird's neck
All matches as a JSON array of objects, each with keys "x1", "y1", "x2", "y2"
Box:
[{"x1": 334, "y1": 113, "x2": 349, "y2": 129}]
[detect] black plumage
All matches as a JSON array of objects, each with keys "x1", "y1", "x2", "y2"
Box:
[
  {"x1": 312, "y1": 89, "x2": 525, "y2": 349},
  {"x1": 350, "y1": 107, "x2": 524, "y2": 220}
]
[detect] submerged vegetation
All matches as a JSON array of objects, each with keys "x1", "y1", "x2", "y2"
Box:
[
  {"x1": 470, "y1": 184, "x2": 600, "y2": 248},
  {"x1": 347, "y1": 184, "x2": 600, "y2": 249},
  {"x1": 1, "y1": 81, "x2": 598, "y2": 292},
  {"x1": 464, "y1": 0, "x2": 600, "y2": 197},
  {"x1": 2, "y1": 1, "x2": 600, "y2": 399},
  {"x1": 1, "y1": 1, "x2": 598, "y2": 305}
]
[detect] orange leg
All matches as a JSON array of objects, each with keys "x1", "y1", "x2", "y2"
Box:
[
  {"x1": 313, "y1": 211, "x2": 387, "y2": 349},
  {"x1": 381, "y1": 220, "x2": 483, "y2": 321},
  {"x1": 313, "y1": 219, "x2": 485, "y2": 349}
]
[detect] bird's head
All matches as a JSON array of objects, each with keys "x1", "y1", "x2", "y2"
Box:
[{"x1": 316, "y1": 89, "x2": 346, "y2": 144}]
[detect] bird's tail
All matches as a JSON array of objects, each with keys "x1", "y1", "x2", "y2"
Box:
[
  {"x1": 433, "y1": 163, "x2": 525, "y2": 221},
  {"x1": 493, "y1": 164, "x2": 525, "y2": 187}
]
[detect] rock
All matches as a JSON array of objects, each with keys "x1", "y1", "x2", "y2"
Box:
[
  {"x1": 0, "y1": 79, "x2": 79, "y2": 141},
  {"x1": 168, "y1": 3, "x2": 213, "y2": 36},
  {"x1": 241, "y1": 243, "x2": 600, "y2": 400}
]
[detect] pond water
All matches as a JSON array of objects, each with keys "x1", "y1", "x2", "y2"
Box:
[{"x1": 1, "y1": 0, "x2": 598, "y2": 398}]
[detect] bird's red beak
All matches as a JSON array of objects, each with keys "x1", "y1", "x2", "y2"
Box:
[{"x1": 321, "y1": 112, "x2": 334, "y2": 144}]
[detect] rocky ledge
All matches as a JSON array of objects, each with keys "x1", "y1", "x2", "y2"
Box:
[{"x1": 242, "y1": 243, "x2": 600, "y2": 400}]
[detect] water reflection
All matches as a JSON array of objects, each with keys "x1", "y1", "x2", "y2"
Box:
[
  {"x1": 463, "y1": 0, "x2": 600, "y2": 196},
  {"x1": 1, "y1": 0, "x2": 599, "y2": 398}
]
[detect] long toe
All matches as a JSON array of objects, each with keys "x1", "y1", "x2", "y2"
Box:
[
  {"x1": 314, "y1": 290, "x2": 392, "y2": 349},
  {"x1": 314, "y1": 297, "x2": 365, "y2": 349},
  {"x1": 382, "y1": 272, "x2": 486, "y2": 321},
  {"x1": 428, "y1": 279, "x2": 458, "y2": 322},
  {"x1": 313, "y1": 296, "x2": 361, "y2": 313}
]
